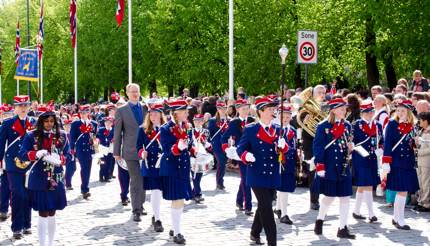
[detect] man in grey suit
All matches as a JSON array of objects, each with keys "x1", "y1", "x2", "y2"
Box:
[{"x1": 114, "y1": 83, "x2": 148, "y2": 222}]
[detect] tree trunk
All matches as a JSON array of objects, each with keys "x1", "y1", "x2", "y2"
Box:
[
  {"x1": 295, "y1": 65, "x2": 303, "y2": 88},
  {"x1": 190, "y1": 83, "x2": 199, "y2": 98},
  {"x1": 383, "y1": 49, "x2": 397, "y2": 90},
  {"x1": 365, "y1": 17, "x2": 380, "y2": 88},
  {"x1": 168, "y1": 85, "x2": 174, "y2": 98},
  {"x1": 149, "y1": 79, "x2": 157, "y2": 96}
]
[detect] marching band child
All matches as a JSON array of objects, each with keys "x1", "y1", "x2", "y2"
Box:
[
  {"x1": 190, "y1": 114, "x2": 212, "y2": 203},
  {"x1": 63, "y1": 119, "x2": 76, "y2": 190},
  {"x1": 313, "y1": 98, "x2": 355, "y2": 239},
  {"x1": 275, "y1": 105, "x2": 297, "y2": 225},
  {"x1": 352, "y1": 101, "x2": 382, "y2": 222},
  {"x1": 208, "y1": 101, "x2": 229, "y2": 190},
  {"x1": 96, "y1": 116, "x2": 114, "y2": 183},
  {"x1": 19, "y1": 106, "x2": 71, "y2": 246},
  {"x1": 382, "y1": 99, "x2": 419, "y2": 230},
  {"x1": 159, "y1": 100, "x2": 194, "y2": 244},
  {"x1": 137, "y1": 104, "x2": 165, "y2": 232}
]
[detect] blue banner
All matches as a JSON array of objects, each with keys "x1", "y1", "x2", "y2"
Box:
[{"x1": 14, "y1": 48, "x2": 39, "y2": 81}]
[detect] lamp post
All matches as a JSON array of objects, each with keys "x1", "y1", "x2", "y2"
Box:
[{"x1": 278, "y1": 44, "x2": 288, "y2": 172}]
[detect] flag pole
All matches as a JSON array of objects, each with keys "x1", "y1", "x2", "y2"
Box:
[
  {"x1": 228, "y1": 0, "x2": 234, "y2": 100},
  {"x1": 40, "y1": 56, "x2": 43, "y2": 104},
  {"x1": 17, "y1": 80, "x2": 20, "y2": 95},
  {"x1": 74, "y1": 1, "x2": 78, "y2": 104},
  {"x1": 128, "y1": 0, "x2": 132, "y2": 85}
]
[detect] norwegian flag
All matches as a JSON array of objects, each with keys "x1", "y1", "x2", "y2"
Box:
[
  {"x1": 70, "y1": 0, "x2": 77, "y2": 48},
  {"x1": 37, "y1": 1, "x2": 44, "y2": 60},
  {"x1": 14, "y1": 21, "x2": 20, "y2": 65},
  {"x1": 115, "y1": 0, "x2": 125, "y2": 27}
]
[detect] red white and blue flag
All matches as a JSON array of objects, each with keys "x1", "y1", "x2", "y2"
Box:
[
  {"x1": 37, "y1": 1, "x2": 44, "y2": 60},
  {"x1": 14, "y1": 21, "x2": 20, "y2": 65},
  {"x1": 70, "y1": 0, "x2": 77, "y2": 48},
  {"x1": 115, "y1": 0, "x2": 125, "y2": 27}
]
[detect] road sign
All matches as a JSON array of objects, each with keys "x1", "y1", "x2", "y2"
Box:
[{"x1": 297, "y1": 30, "x2": 317, "y2": 64}]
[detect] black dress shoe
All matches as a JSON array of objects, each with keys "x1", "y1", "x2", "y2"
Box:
[
  {"x1": 169, "y1": 230, "x2": 174, "y2": 237},
  {"x1": 0, "y1": 212, "x2": 8, "y2": 222},
  {"x1": 352, "y1": 213, "x2": 366, "y2": 220},
  {"x1": 280, "y1": 215, "x2": 293, "y2": 225},
  {"x1": 310, "y1": 203, "x2": 320, "y2": 210},
  {"x1": 236, "y1": 203, "x2": 244, "y2": 211},
  {"x1": 217, "y1": 184, "x2": 225, "y2": 190},
  {"x1": 369, "y1": 216, "x2": 378, "y2": 223},
  {"x1": 395, "y1": 223, "x2": 411, "y2": 230},
  {"x1": 22, "y1": 229, "x2": 31, "y2": 235},
  {"x1": 392, "y1": 219, "x2": 397, "y2": 225},
  {"x1": 66, "y1": 186, "x2": 74, "y2": 191},
  {"x1": 133, "y1": 213, "x2": 141, "y2": 222},
  {"x1": 13, "y1": 231, "x2": 22, "y2": 240},
  {"x1": 141, "y1": 207, "x2": 147, "y2": 216},
  {"x1": 337, "y1": 226, "x2": 356, "y2": 239},
  {"x1": 244, "y1": 210, "x2": 254, "y2": 216},
  {"x1": 273, "y1": 209, "x2": 281, "y2": 219},
  {"x1": 121, "y1": 199, "x2": 129, "y2": 206},
  {"x1": 413, "y1": 205, "x2": 430, "y2": 212},
  {"x1": 314, "y1": 219, "x2": 323, "y2": 235},
  {"x1": 154, "y1": 220, "x2": 164, "y2": 232},
  {"x1": 250, "y1": 234, "x2": 264, "y2": 245},
  {"x1": 196, "y1": 196, "x2": 204, "y2": 202},
  {"x1": 173, "y1": 233, "x2": 186, "y2": 244},
  {"x1": 82, "y1": 192, "x2": 91, "y2": 200}
]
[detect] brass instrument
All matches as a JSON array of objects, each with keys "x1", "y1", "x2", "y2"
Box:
[
  {"x1": 15, "y1": 157, "x2": 31, "y2": 169},
  {"x1": 296, "y1": 87, "x2": 327, "y2": 137}
]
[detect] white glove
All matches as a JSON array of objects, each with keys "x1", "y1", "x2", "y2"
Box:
[
  {"x1": 317, "y1": 170, "x2": 326, "y2": 177},
  {"x1": 178, "y1": 139, "x2": 188, "y2": 151},
  {"x1": 226, "y1": 147, "x2": 241, "y2": 161},
  {"x1": 204, "y1": 142, "x2": 212, "y2": 149},
  {"x1": 382, "y1": 163, "x2": 391, "y2": 176},
  {"x1": 43, "y1": 153, "x2": 62, "y2": 166},
  {"x1": 277, "y1": 138, "x2": 287, "y2": 149},
  {"x1": 140, "y1": 150, "x2": 148, "y2": 159},
  {"x1": 245, "y1": 152, "x2": 256, "y2": 162},
  {"x1": 374, "y1": 148, "x2": 383, "y2": 158},
  {"x1": 36, "y1": 150, "x2": 48, "y2": 159}
]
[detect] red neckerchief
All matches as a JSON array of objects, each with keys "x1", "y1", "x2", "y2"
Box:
[
  {"x1": 80, "y1": 122, "x2": 93, "y2": 134},
  {"x1": 361, "y1": 121, "x2": 377, "y2": 137},
  {"x1": 146, "y1": 128, "x2": 160, "y2": 141},
  {"x1": 330, "y1": 121, "x2": 345, "y2": 139},
  {"x1": 216, "y1": 119, "x2": 228, "y2": 132},
  {"x1": 103, "y1": 129, "x2": 110, "y2": 136},
  {"x1": 42, "y1": 133, "x2": 55, "y2": 151},
  {"x1": 398, "y1": 122, "x2": 413, "y2": 135},
  {"x1": 12, "y1": 118, "x2": 32, "y2": 137},
  {"x1": 286, "y1": 128, "x2": 295, "y2": 141},
  {"x1": 256, "y1": 124, "x2": 277, "y2": 144},
  {"x1": 171, "y1": 122, "x2": 188, "y2": 140}
]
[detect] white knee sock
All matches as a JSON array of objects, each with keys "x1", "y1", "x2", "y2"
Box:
[
  {"x1": 275, "y1": 192, "x2": 282, "y2": 210},
  {"x1": 279, "y1": 192, "x2": 289, "y2": 217},
  {"x1": 151, "y1": 190, "x2": 162, "y2": 221},
  {"x1": 38, "y1": 217, "x2": 48, "y2": 246},
  {"x1": 171, "y1": 207, "x2": 183, "y2": 235},
  {"x1": 354, "y1": 191, "x2": 363, "y2": 215},
  {"x1": 394, "y1": 195, "x2": 407, "y2": 226},
  {"x1": 47, "y1": 216, "x2": 56, "y2": 246},
  {"x1": 317, "y1": 196, "x2": 335, "y2": 220},
  {"x1": 339, "y1": 196, "x2": 350, "y2": 228},
  {"x1": 363, "y1": 190, "x2": 375, "y2": 218}
]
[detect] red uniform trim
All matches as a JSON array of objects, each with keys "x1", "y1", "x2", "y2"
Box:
[
  {"x1": 316, "y1": 163, "x2": 325, "y2": 172},
  {"x1": 138, "y1": 149, "x2": 145, "y2": 159},
  {"x1": 240, "y1": 151, "x2": 249, "y2": 164},
  {"x1": 171, "y1": 143, "x2": 181, "y2": 156},
  {"x1": 382, "y1": 156, "x2": 392, "y2": 164},
  {"x1": 221, "y1": 143, "x2": 229, "y2": 152},
  {"x1": 27, "y1": 151, "x2": 37, "y2": 161}
]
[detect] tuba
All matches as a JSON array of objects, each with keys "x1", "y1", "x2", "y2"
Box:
[{"x1": 296, "y1": 87, "x2": 327, "y2": 137}]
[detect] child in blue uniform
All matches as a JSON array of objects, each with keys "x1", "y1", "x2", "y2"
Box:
[
  {"x1": 382, "y1": 99, "x2": 419, "y2": 230},
  {"x1": 313, "y1": 98, "x2": 355, "y2": 239},
  {"x1": 0, "y1": 104, "x2": 13, "y2": 221},
  {"x1": 236, "y1": 96, "x2": 286, "y2": 246},
  {"x1": 63, "y1": 119, "x2": 76, "y2": 191},
  {"x1": 0, "y1": 95, "x2": 35, "y2": 239},
  {"x1": 221, "y1": 99, "x2": 254, "y2": 215},
  {"x1": 159, "y1": 100, "x2": 194, "y2": 244},
  {"x1": 275, "y1": 105, "x2": 297, "y2": 225},
  {"x1": 352, "y1": 101, "x2": 382, "y2": 222},
  {"x1": 19, "y1": 106, "x2": 71, "y2": 246},
  {"x1": 208, "y1": 101, "x2": 229, "y2": 190},
  {"x1": 137, "y1": 103, "x2": 165, "y2": 233},
  {"x1": 70, "y1": 105, "x2": 98, "y2": 199},
  {"x1": 96, "y1": 116, "x2": 114, "y2": 183}
]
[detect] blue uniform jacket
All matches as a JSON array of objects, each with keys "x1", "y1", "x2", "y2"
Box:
[
  {"x1": 70, "y1": 120, "x2": 98, "y2": 158},
  {"x1": 18, "y1": 131, "x2": 72, "y2": 191},
  {"x1": 0, "y1": 116, "x2": 35, "y2": 173},
  {"x1": 137, "y1": 126, "x2": 162, "y2": 177},
  {"x1": 313, "y1": 120, "x2": 352, "y2": 181},
  {"x1": 159, "y1": 120, "x2": 194, "y2": 179},
  {"x1": 208, "y1": 117, "x2": 228, "y2": 153},
  {"x1": 382, "y1": 119, "x2": 416, "y2": 169},
  {"x1": 352, "y1": 119, "x2": 383, "y2": 169},
  {"x1": 236, "y1": 122, "x2": 282, "y2": 189},
  {"x1": 221, "y1": 116, "x2": 255, "y2": 150},
  {"x1": 280, "y1": 125, "x2": 297, "y2": 175},
  {"x1": 96, "y1": 126, "x2": 114, "y2": 148}
]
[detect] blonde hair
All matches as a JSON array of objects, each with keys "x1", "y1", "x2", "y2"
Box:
[
  {"x1": 143, "y1": 111, "x2": 166, "y2": 134},
  {"x1": 393, "y1": 109, "x2": 415, "y2": 124},
  {"x1": 327, "y1": 111, "x2": 336, "y2": 124},
  {"x1": 413, "y1": 70, "x2": 422, "y2": 78}
]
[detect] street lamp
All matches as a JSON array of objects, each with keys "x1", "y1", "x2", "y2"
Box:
[{"x1": 278, "y1": 44, "x2": 288, "y2": 172}]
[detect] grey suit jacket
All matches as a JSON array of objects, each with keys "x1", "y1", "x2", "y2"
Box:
[{"x1": 113, "y1": 102, "x2": 148, "y2": 160}]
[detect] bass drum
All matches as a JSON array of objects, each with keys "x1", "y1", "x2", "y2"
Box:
[
  {"x1": 190, "y1": 142, "x2": 214, "y2": 175},
  {"x1": 116, "y1": 159, "x2": 128, "y2": 171}
]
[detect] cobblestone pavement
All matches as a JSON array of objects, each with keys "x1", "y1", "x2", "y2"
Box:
[{"x1": 0, "y1": 166, "x2": 429, "y2": 246}]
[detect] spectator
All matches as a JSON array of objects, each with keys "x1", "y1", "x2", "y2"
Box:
[
  {"x1": 395, "y1": 84, "x2": 408, "y2": 96},
  {"x1": 416, "y1": 100, "x2": 430, "y2": 115},
  {"x1": 411, "y1": 70, "x2": 429, "y2": 92},
  {"x1": 371, "y1": 85, "x2": 383, "y2": 100},
  {"x1": 414, "y1": 112, "x2": 430, "y2": 212}
]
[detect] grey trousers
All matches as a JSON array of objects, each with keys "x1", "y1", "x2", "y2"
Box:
[{"x1": 125, "y1": 160, "x2": 146, "y2": 214}]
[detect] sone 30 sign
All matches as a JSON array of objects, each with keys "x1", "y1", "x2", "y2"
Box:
[{"x1": 297, "y1": 30, "x2": 318, "y2": 64}]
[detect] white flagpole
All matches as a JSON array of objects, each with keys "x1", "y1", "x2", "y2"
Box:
[
  {"x1": 228, "y1": 0, "x2": 234, "y2": 100},
  {"x1": 128, "y1": 0, "x2": 132, "y2": 84},
  {"x1": 40, "y1": 56, "x2": 43, "y2": 104},
  {"x1": 74, "y1": 2, "x2": 78, "y2": 104},
  {"x1": 17, "y1": 80, "x2": 20, "y2": 95}
]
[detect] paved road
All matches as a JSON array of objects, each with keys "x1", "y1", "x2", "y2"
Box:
[{"x1": 0, "y1": 165, "x2": 429, "y2": 245}]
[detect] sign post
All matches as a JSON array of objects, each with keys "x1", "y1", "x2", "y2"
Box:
[{"x1": 297, "y1": 30, "x2": 318, "y2": 88}]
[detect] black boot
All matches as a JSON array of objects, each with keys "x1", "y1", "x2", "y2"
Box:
[
  {"x1": 250, "y1": 234, "x2": 264, "y2": 245},
  {"x1": 173, "y1": 233, "x2": 186, "y2": 244},
  {"x1": 314, "y1": 219, "x2": 323, "y2": 235},
  {"x1": 273, "y1": 209, "x2": 281, "y2": 219},
  {"x1": 154, "y1": 220, "x2": 164, "y2": 232},
  {"x1": 337, "y1": 226, "x2": 356, "y2": 239},
  {"x1": 280, "y1": 215, "x2": 293, "y2": 225},
  {"x1": 369, "y1": 216, "x2": 378, "y2": 223},
  {"x1": 352, "y1": 213, "x2": 365, "y2": 220}
]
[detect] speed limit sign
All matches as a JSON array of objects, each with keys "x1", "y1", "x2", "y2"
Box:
[{"x1": 297, "y1": 30, "x2": 318, "y2": 64}]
